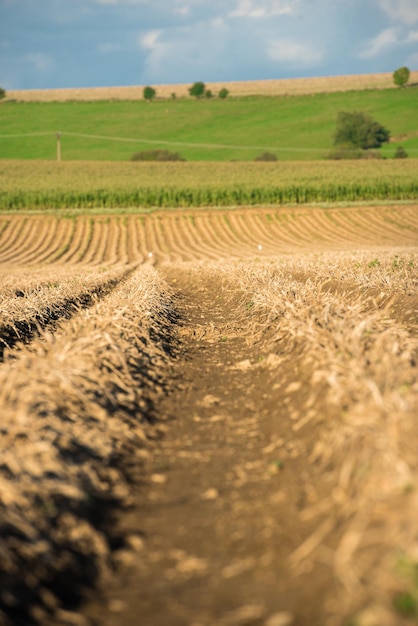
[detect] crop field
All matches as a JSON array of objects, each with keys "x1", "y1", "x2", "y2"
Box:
[
  {"x1": 1, "y1": 159, "x2": 418, "y2": 210},
  {"x1": 0, "y1": 205, "x2": 418, "y2": 626},
  {"x1": 7, "y1": 71, "x2": 418, "y2": 101}
]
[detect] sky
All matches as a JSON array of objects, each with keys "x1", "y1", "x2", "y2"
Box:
[{"x1": 0, "y1": 0, "x2": 418, "y2": 90}]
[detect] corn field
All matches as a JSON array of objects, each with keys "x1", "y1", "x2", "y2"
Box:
[{"x1": 1, "y1": 160, "x2": 417, "y2": 210}]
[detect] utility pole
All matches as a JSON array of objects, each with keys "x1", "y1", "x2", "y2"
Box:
[{"x1": 56, "y1": 132, "x2": 61, "y2": 161}]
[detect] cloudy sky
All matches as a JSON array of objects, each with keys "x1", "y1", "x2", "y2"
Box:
[{"x1": 1, "y1": 0, "x2": 418, "y2": 90}]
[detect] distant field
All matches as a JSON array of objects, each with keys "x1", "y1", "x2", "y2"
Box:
[
  {"x1": 1, "y1": 86, "x2": 417, "y2": 161},
  {"x1": 6, "y1": 71, "x2": 418, "y2": 101},
  {"x1": 1, "y1": 160, "x2": 417, "y2": 210}
]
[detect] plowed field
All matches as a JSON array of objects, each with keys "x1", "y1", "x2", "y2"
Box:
[{"x1": 0, "y1": 205, "x2": 418, "y2": 626}]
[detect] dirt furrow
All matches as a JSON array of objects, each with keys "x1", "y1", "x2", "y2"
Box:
[{"x1": 83, "y1": 268, "x2": 336, "y2": 626}]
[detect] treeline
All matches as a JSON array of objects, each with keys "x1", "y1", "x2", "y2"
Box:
[{"x1": 143, "y1": 81, "x2": 229, "y2": 101}]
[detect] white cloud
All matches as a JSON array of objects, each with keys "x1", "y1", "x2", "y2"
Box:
[
  {"x1": 141, "y1": 30, "x2": 162, "y2": 50},
  {"x1": 229, "y1": 0, "x2": 297, "y2": 18},
  {"x1": 94, "y1": 0, "x2": 150, "y2": 4},
  {"x1": 268, "y1": 39, "x2": 324, "y2": 66},
  {"x1": 211, "y1": 17, "x2": 227, "y2": 28},
  {"x1": 97, "y1": 42, "x2": 123, "y2": 53},
  {"x1": 358, "y1": 27, "x2": 399, "y2": 58},
  {"x1": 378, "y1": 0, "x2": 418, "y2": 25},
  {"x1": 358, "y1": 26, "x2": 418, "y2": 58},
  {"x1": 25, "y1": 53, "x2": 55, "y2": 73},
  {"x1": 406, "y1": 29, "x2": 418, "y2": 42},
  {"x1": 407, "y1": 51, "x2": 418, "y2": 65},
  {"x1": 174, "y1": 5, "x2": 190, "y2": 15}
]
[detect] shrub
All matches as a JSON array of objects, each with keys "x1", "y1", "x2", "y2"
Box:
[
  {"x1": 393, "y1": 67, "x2": 410, "y2": 88},
  {"x1": 0, "y1": 87, "x2": 6, "y2": 100},
  {"x1": 254, "y1": 152, "x2": 278, "y2": 162},
  {"x1": 189, "y1": 81, "x2": 205, "y2": 98},
  {"x1": 394, "y1": 146, "x2": 408, "y2": 159},
  {"x1": 205, "y1": 89, "x2": 213, "y2": 99},
  {"x1": 130, "y1": 149, "x2": 185, "y2": 162},
  {"x1": 334, "y1": 111, "x2": 390, "y2": 150},
  {"x1": 327, "y1": 145, "x2": 365, "y2": 160},
  {"x1": 143, "y1": 86, "x2": 156, "y2": 101},
  {"x1": 327, "y1": 146, "x2": 385, "y2": 160},
  {"x1": 219, "y1": 88, "x2": 229, "y2": 99}
]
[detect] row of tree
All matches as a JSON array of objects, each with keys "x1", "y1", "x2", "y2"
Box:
[
  {"x1": 143, "y1": 81, "x2": 229, "y2": 101},
  {"x1": 143, "y1": 67, "x2": 411, "y2": 101},
  {"x1": 0, "y1": 66, "x2": 411, "y2": 103}
]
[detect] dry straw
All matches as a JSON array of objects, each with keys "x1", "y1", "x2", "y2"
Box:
[
  {"x1": 0, "y1": 266, "x2": 177, "y2": 625},
  {"x1": 196, "y1": 250, "x2": 418, "y2": 624}
]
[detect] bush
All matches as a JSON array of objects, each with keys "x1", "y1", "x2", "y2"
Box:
[
  {"x1": 326, "y1": 145, "x2": 384, "y2": 160},
  {"x1": 143, "y1": 86, "x2": 156, "y2": 101},
  {"x1": 254, "y1": 152, "x2": 278, "y2": 162},
  {"x1": 130, "y1": 149, "x2": 185, "y2": 162},
  {"x1": 327, "y1": 146, "x2": 363, "y2": 160},
  {"x1": 393, "y1": 67, "x2": 410, "y2": 88},
  {"x1": 205, "y1": 89, "x2": 213, "y2": 99},
  {"x1": 0, "y1": 87, "x2": 6, "y2": 100},
  {"x1": 334, "y1": 111, "x2": 390, "y2": 150},
  {"x1": 219, "y1": 88, "x2": 229, "y2": 99},
  {"x1": 394, "y1": 146, "x2": 408, "y2": 159},
  {"x1": 189, "y1": 81, "x2": 205, "y2": 98}
]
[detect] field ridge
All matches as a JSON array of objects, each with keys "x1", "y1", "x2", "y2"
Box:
[{"x1": 5, "y1": 71, "x2": 418, "y2": 102}]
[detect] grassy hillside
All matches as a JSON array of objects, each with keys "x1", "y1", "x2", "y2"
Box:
[{"x1": 1, "y1": 88, "x2": 417, "y2": 161}]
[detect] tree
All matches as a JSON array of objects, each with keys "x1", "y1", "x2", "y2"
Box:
[
  {"x1": 218, "y1": 87, "x2": 229, "y2": 99},
  {"x1": 143, "y1": 86, "x2": 156, "y2": 101},
  {"x1": 189, "y1": 81, "x2": 205, "y2": 98},
  {"x1": 334, "y1": 111, "x2": 390, "y2": 150},
  {"x1": 254, "y1": 151, "x2": 278, "y2": 161},
  {"x1": 394, "y1": 146, "x2": 408, "y2": 159},
  {"x1": 131, "y1": 149, "x2": 185, "y2": 162},
  {"x1": 393, "y1": 66, "x2": 410, "y2": 88},
  {"x1": 205, "y1": 89, "x2": 213, "y2": 99},
  {"x1": 0, "y1": 87, "x2": 6, "y2": 100}
]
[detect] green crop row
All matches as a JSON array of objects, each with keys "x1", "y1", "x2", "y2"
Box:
[{"x1": 1, "y1": 182, "x2": 417, "y2": 211}]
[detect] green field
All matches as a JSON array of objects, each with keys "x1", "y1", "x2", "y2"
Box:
[
  {"x1": 1, "y1": 160, "x2": 417, "y2": 211},
  {"x1": 1, "y1": 88, "x2": 417, "y2": 161}
]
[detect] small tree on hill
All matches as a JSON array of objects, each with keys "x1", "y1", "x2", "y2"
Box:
[
  {"x1": 334, "y1": 111, "x2": 390, "y2": 150},
  {"x1": 218, "y1": 87, "x2": 229, "y2": 99},
  {"x1": 0, "y1": 87, "x2": 6, "y2": 100},
  {"x1": 394, "y1": 146, "x2": 408, "y2": 159},
  {"x1": 254, "y1": 151, "x2": 278, "y2": 161},
  {"x1": 131, "y1": 149, "x2": 185, "y2": 162},
  {"x1": 393, "y1": 66, "x2": 410, "y2": 88},
  {"x1": 143, "y1": 86, "x2": 156, "y2": 101},
  {"x1": 189, "y1": 81, "x2": 205, "y2": 98}
]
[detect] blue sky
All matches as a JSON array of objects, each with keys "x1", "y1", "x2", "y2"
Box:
[{"x1": 1, "y1": 0, "x2": 418, "y2": 90}]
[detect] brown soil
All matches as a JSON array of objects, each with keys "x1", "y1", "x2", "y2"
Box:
[
  {"x1": 82, "y1": 269, "x2": 333, "y2": 626},
  {"x1": 81, "y1": 259, "x2": 418, "y2": 626}
]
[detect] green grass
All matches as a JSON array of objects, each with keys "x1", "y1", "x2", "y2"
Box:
[{"x1": 1, "y1": 88, "x2": 417, "y2": 161}]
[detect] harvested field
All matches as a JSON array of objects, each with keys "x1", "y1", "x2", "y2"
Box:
[
  {"x1": 0, "y1": 205, "x2": 417, "y2": 626},
  {"x1": 6, "y1": 71, "x2": 418, "y2": 101}
]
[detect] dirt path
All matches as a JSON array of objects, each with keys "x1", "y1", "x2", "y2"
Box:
[{"x1": 83, "y1": 267, "x2": 340, "y2": 626}]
